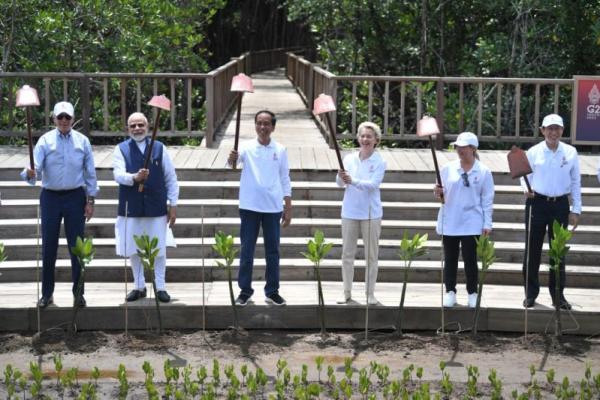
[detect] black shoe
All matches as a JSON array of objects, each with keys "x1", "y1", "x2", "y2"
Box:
[
  {"x1": 235, "y1": 293, "x2": 251, "y2": 306},
  {"x1": 38, "y1": 296, "x2": 53, "y2": 308},
  {"x1": 553, "y1": 299, "x2": 572, "y2": 310},
  {"x1": 126, "y1": 288, "x2": 147, "y2": 302},
  {"x1": 74, "y1": 295, "x2": 86, "y2": 307},
  {"x1": 265, "y1": 293, "x2": 286, "y2": 306},
  {"x1": 523, "y1": 298, "x2": 535, "y2": 308},
  {"x1": 156, "y1": 291, "x2": 170, "y2": 303}
]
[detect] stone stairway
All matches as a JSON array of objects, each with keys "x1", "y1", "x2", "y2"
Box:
[{"x1": 1, "y1": 164, "x2": 599, "y2": 334}]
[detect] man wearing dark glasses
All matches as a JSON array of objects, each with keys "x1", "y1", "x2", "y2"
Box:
[
  {"x1": 21, "y1": 101, "x2": 98, "y2": 308},
  {"x1": 113, "y1": 112, "x2": 179, "y2": 303}
]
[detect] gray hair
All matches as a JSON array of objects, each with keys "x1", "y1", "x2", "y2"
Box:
[
  {"x1": 127, "y1": 112, "x2": 148, "y2": 126},
  {"x1": 357, "y1": 121, "x2": 382, "y2": 141}
]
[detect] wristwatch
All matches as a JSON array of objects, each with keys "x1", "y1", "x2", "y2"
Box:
[{"x1": 87, "y1": 197, "x2": 95, "y2": 205}]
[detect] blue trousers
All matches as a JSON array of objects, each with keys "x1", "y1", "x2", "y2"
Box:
[
  {"x1": 40, "y1": 187, "x2": 86, "y2": 298},
  {"x1": 238, "y1": 209, "x2": 281, "y2": 297}
]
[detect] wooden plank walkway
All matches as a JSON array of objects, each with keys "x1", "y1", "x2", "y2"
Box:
[
  {"x1": 215, "y1": 69, "x2": 328, "y2": 149},
  {"x1": 0, "y1": 145, "x2": 599, "y2": 177}
]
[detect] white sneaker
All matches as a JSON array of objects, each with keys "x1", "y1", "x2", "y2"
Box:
[
  {"x1": 367, "y1": 294, "x2": 379, "y2": 305},
  {"x1": 468, "y1": 293, "x2": 478, "y2": 308},
  {"x1": 336, "y1": 291, "x2": 351, "y2": 304},
  {"x1": 443, "y1": 291, "x2": 456, "y2": 307}
]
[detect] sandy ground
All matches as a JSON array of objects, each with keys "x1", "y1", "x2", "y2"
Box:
[{"x1": 1, "y1": 329, "x2": 599, "y2": 398}]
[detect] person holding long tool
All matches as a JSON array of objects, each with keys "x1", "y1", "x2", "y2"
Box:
[
  {"x1": 335, "y1": 122, "x2": 386, "y2": 305},
  {"x1": 113, "y1": 112, "x2": 179, "y2": 303},
  {"x1": 21, "y1": 101, "x2": 98, "y2": 308},
  {"x1": 521, "y1": 113, "x2": 580, "y2": 310},
  {"x1": 228, "y1": 110, "x2": 292, "y2": 306},
  {"x1": 434, "y1": 132, "x2": 494, "y2": 308}
]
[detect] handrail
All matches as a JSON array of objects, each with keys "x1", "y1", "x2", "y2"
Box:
[
  {"x1": 0, "y1": 47, "x2": 306, "y2": 147},
  {"x1": 287, "y1": 52, "x2": 576, "y2": 148}
]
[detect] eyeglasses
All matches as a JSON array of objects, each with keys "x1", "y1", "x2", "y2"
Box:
[
  {"x1": 128, "y1": 123, "x2": 146, "y2": 129},
  {"x1": 56, "y1": 114, "x2": 72, "y2": 121},
  {"x1": 461, "y1": 172, "x2": 470, "y2": 187}
]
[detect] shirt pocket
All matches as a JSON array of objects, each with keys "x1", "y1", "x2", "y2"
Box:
[{"x1": 67, "y1": 143, "x2": 86, "y2": 171}]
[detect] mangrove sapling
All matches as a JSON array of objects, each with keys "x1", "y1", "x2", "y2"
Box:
[
  {"x1": 53, "y1": 353, "x2": 63, "y2": 388},
  {"x1": 29, "y1": 361, "x2": 43, "y2": 398},
  {"x1": 212, "y1": 359, "x2": 221, "y2": 387},
  {"x1": 0, "y1": 242, "x2": 7, "y2": 263},
  {"x1": 213, "y1": 231, "x2": 240, "y2": 330},
  {"x1": 466, "y1": 365, "x2": 480, "y2": 397},
  {"x1": 488, "y1": 368, "x2": 503, "y2": 400},
  {"x1": 70, "y1": 236, "x2": 95, "y2": 332},
  {"x1": 396, "y1": 231, "x2": 427, "y2": 334},
  {"x1": 241, "y1": 364, "x2": 248, "y2": 386},
  {"x1": 134, "y1": 234, "x2": 163, "y2": 333},
  {"x1": 315, "y1": 355, "x2": 324, "y2": 383},
  {"x1": 16, "y1": 371, "x2": 26, "y2": 400},
  {"x1": 117, "y1": 364, "x2": 128, "y2": 400},
  {"x1": 473, "y1": 234, "x2": 498, "y2": 335},
  {"x1": 548, "y1": 220, "x2": 572, "y2": 337},
  {"x1": 300, "y1": 230, "x2": 333, "y2": 336}
]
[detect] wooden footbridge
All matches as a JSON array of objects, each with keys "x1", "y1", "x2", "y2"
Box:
[{"x1": 1, "y1": 50, "x2": 599, "y2": 335}]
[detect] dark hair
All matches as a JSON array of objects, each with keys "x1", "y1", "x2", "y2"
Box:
[{"x1": 254, "y1": 110, "x2": 276, "y2": 127}]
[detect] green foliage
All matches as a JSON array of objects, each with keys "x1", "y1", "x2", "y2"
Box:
[
  {"x1": 396, "y1": 231, "x2": 427, "y2": 334},
  {"x1": 117, "y1": 364, "x2": 129, "y2": 400},
  {"x1": 549, "y1": 220, "x2": 572, "y2": 336},
  {"x1": 473, "y1": 234, "x2": 498, "y2": 335},
  {"x1": 300, "y1": 230, "x2": 333, "y2": 336},
  {"x1": 0, "y1": 242, "x2": 7, "y2": 263},
  {"x1": 213, "y1": 231, "x2": 240, "y2": 330},
  {"x1": 134, "y1": 234, "x2": 163, "y2": 333}
]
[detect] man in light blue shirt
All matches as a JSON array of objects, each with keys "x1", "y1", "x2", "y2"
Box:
[{"x1": 21, "y1": 101, "x2": 98, "y2": 308}]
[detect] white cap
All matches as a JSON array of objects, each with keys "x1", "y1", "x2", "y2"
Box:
[
  {"x1": 53, "y1": 101, "x2": 74, "y2": 118},
  {"x1": 541, "y1": 113, "x2": 563, "y2": 128},
  {"x1": 450, "y1": 131, "x2": 478, "y2": 148}
]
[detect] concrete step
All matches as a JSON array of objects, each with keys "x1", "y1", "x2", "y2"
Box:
[
  {"x1": 2, "y1": 236, "x2": 598, "y2": 265},
  {"x1": 3, "y1": 199, "x2": 600, "y2": 224},
  {"x1": 1, "y1": 166, "x2": 598, "y2": 187},
  {"x1": 1, "y1": 217, "x2": 598, "y2": 245},
  {"x1": 2, "y1": 180, "x2": 600, "y2": 204},
  {"x1": 2, "y1": 258, "x2": 599, "y2": 288},
  {"x1": 1, "y1": 281, "x2": 599, "y2": 334}
]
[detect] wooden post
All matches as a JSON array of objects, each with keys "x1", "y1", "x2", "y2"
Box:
[
  {"x1": 435, "y1": 80, "x2": 445, "y2": 150},
  {"x1": 205, "y1": 75, "x2": 214, "y2": 148},
  {"x1": 80, "y1": 77, "x2": 91, "y2": 136}
]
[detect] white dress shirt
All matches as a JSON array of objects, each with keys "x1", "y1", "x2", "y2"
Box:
[
  {"x1": 235, "y1": 138, "x2": 291, "y2": 213},
  {"x1": 436, "y1": 159, "x2": 495, "y2": 236},
  {"x1": 522, "y1": 141, "x2": 581, "y2": 214},
  {"x1": 113, "y1": 139, "x2": 179, "y2": 257},
  {"x1": 336, "y1": 151, "x2": 386, "y2": 220}
]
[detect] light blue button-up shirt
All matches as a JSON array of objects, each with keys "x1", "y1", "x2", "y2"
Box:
[{"x1": 21, "y1": 128, "x2": 99, "y2": 197}]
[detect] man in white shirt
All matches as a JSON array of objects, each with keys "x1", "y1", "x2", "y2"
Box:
[
  {"x1": 113, "y1": 112, "x2": 179, "y2": 303},
  {"x1": 522, "y1": 113, "x2": 581, "y2": 310},
  {"x1": 228, "y1": 110, "x2": 292, "y2": 306}
]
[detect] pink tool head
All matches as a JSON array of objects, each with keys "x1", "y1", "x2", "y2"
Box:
[
  {"x1": 148, "y1": 95, "x2": 171, "y2": 111},
  {"x1": 417, "y1": 115, "x2": 440, "y2": 137},
  {"x1": 507, "y1": 145, "x2": 532, "y2": 179},
  {"x1": 313, "y1": 93, "x2": 336, "y2": 115},
  {"x1": 231, "y1": 73, "x2": 254, "y2": 93},
  {"x1": 16, "y1": 85, "x2": 40, "y2": 107}
]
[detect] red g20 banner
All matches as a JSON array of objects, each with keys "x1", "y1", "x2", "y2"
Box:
[{"x1": 572, "y1": 75, "x2": 600, "y2": 144}]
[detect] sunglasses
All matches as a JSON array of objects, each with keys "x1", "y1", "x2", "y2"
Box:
[
  {"x1": 461, "y1": 172, "x2": 470, "y2": 187},
  {"x1": 128, "y1": 123, "x2": 146, "y2": 129},
  {"x1": 56, "y1": 114, "x2": 72, "y2": 121}
]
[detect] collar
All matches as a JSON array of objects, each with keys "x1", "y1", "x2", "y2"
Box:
[
  {"x1": 543, "y1": 141, "x2": 563, "y2": 155},
  {"x1": 55, "y1": 128, "x2": 72, "y2": 138},
  {"x1": 456, "y1": 159, "x2": 480, "y2": 174},
  {"x1": 255, "y1": 138, "x2": 275, "y2": 148}
]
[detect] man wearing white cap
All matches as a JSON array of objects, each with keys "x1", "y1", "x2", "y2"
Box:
[
  {"x1": 113, "y1": 112, "x2": 179, "y2": 303},
  {"x1": 21, "y1": 101, "x2": 98, "y2": 308},
  {"x1": 521, "y1": 113, "x2": 581, "y2": 310},
  {"x1": 434, "y1": 132, "x2": 495, "y2": 308}
]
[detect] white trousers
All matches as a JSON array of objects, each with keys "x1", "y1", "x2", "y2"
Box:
[
  {"x1": 341, "y1": 218, "x2": 381, "y2": 296},
  {"x1": 130, "y1": 254, "x2": 166, "y2": 291}
]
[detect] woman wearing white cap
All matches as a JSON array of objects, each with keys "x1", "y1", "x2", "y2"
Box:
[
  {"x1": 434, "y1": 132, "x2": 495, "y2": 308},
  {"x1": 336, "y1": 121, "x2": 386, "y2": 305}
]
